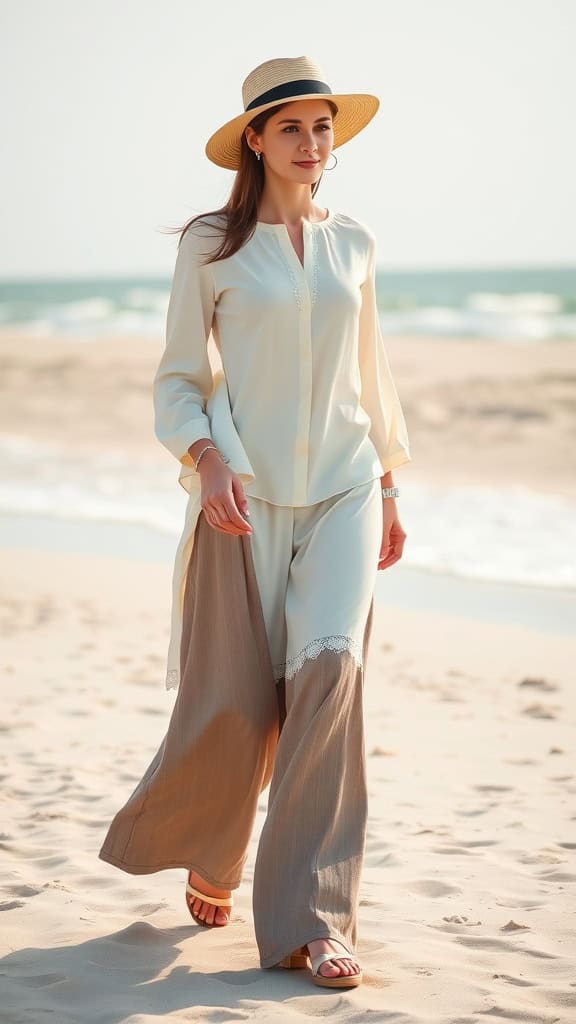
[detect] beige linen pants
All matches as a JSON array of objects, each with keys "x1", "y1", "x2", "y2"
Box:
[{"x1": 98, "y1": 477, "x2": 383, "y2": 969}]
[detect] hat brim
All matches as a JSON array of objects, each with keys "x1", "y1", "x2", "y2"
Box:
[{"x1": 205, "y1": 92, "x2": 380, "y2": 170}]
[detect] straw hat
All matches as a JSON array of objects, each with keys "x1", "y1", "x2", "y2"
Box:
[{"x1": 205, "y1": 55, "x2": 380, "y2": 170}]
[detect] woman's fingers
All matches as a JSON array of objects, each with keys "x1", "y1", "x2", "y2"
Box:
[
  {"x1": 203, "y1": 497, "x2": 252, "y2": 536},
  {"x1": 377, "y1": 524, "x2": 407, "y2": 569},
  {"x1": 205, "y1": 514, "x2": 241, "y2": 535},
  {"x1": 393, "y1": 530, "x2": 407, "y2": 559},
  {"x1": 378, "y1": 550, "x2": 401, "y2": 569},
  {"x1": 222, "y1": 500, "x2": 253, "y2": 534},
  {"x1": 205, "y1": 508, "x2": 238, "y2": 535},
  {"x1": 204, "y1": 507, "x2": 235, "y2": 534}
]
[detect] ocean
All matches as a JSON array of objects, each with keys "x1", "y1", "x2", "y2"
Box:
[
  {"x1": 0, "y1": 435, "x2": 574, "y2": 594},
  {"x1": 1, "y1": 265, "x2": 575, "y2": 341}
]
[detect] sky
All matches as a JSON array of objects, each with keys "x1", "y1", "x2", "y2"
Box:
[{"x1": 1, "y1": 0, "x2": 574, "y2": 276}]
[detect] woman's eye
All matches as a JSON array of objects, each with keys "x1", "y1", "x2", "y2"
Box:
[{"x1": 282, "y1": 124, "x2": 331, "y2": 133}]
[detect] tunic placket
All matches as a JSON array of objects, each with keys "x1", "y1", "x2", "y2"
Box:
[{"x1": 274, "y1": 220, "x2": 314, "y2": 505}]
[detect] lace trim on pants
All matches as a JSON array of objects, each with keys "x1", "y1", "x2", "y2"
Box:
[
  {"x1": 166, "y1": 668, "x2": 179, "y2": 690},
  {"x1": 168, "y1": 633, "x2": 364, "y2": 689},
  {"x1": 273, "y1": 634, "x2": 364, "y2": 682}
]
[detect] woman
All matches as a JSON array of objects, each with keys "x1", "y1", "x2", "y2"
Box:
[{"x1": 98, "y1": 54, "x2": 411, "y2": 990}]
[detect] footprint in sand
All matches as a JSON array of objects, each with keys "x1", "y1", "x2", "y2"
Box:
[
  {"x1": 0, "y1": 900, "x2": 26, "y2": 911},
  {"x1": 473, "y1": 784, "x2": 514, "y2": 793},
  {"x1": 492, "y1": 973, "x2": 535, "y2": 986},
  {"x1": 441, "y1": 914, "x2": 482, "y2": 928},
  {"x1": 134, "y1": 902, "x2": 169, "y2": 917},
  {"x1": 495, "y1": 897, "x2": 543, "y2": 909},
  {"x1": 457, "y1": 935, "x2": 558, "y2": 958},
  {"x1": 406, "y1": 880, "x2": 462, "y2": 897},
  {"x1": 2, "y1": 884, "x2": 44, "y2": 897},
  {"x1": 517, "y1": 851, "x2": 565, "y2": 865},
  {"x1": 537, "y1": 868, "x2": 576, "y2": 882},
  {"x1": 456, "y1": 804, "x2": 499, "y2": 816},
  {"x1": 432, "y1": 845, "x2": 475, "y2": 855},
  {"x1": 458, "y1": 839, "x2": 499, "y2": 848},
  {"x1": 522, "y1": 702, "x2": 560, "y2": 719},
  {"x1": 518, "y1": 676, "x2": 559, "y2": 693}
]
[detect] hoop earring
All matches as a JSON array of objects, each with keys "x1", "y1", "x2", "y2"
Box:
[{"x1": 324, "y1": 151, "x2": 338, "y2": 171}]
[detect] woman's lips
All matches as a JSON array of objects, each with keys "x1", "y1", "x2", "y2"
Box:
[{"x1": 294, "y1": 161, "x2": 320, "y2": 167}]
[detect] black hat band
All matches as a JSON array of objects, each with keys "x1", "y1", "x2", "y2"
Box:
[{"x1": 245, "y1": 78, "x2": 332, "y2": 112}]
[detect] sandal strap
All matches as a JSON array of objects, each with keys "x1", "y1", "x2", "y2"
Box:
[
  {"x1": 186, "y1": 882, "x2": 233, "y2": 907},
  {"x1": 311, "y1": 951, "x2": 358, "y2": 975}
]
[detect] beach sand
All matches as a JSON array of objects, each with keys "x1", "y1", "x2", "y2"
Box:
[
  {"x1": 1, "y1": 330, "x2": 575, "y2": 1021},
  {"x1": 1, "y1": 547, "x2": 574, "y2": 1021}
]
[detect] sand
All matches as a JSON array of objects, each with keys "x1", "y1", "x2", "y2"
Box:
[
  {"x1": 1, "y1": 329, "x2": 575, "y2": 1021},
  {"x1": 1, "y1": 547, "x2": 574, "y2": 1021}
]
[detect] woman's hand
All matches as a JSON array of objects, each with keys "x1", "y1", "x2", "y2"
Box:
[
  {"x1": 377, "y1": 497, "x2": 406, "y2": 570},
  {"x1": 198, "y1": 451, "x2": 253, "y2": 536}
]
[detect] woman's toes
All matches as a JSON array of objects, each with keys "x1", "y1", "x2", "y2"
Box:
[
  {"x1": 319, "y1": 957, "x2": 358, "y2": 977},
  {"x1": 188, "y1": 894, "x2": 230, "y2": 925},
  {"x1": 319, "y1": 960, "x2": 340, "y2": 977}
]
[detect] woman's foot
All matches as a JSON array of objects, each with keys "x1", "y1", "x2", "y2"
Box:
[
  {"x1": 186, "y1": 869, "x2": 232, "y2": 926},
  {"x1": 305, "y1": 937, "x2": 361, "y2": 979}
]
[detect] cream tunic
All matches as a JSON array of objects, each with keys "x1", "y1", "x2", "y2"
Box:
[{"x1": 153, "y1": 209, "x2": 411, "y2": 690}]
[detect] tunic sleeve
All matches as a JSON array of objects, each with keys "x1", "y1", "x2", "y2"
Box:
[
  {"x1": 153, "y1": 226, "x2": 216, "y2": 466},
  {"x1": 358, "y1": 234, "x2": 412, "y2": 474}
]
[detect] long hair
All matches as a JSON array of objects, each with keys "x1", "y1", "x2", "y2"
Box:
[{"x1": 164, "y1": 99, "x2": 338, "y2": 265}]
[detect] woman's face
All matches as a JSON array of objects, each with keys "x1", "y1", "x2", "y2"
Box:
[{"x1": 246, "y1": 98, "x2": 335, "y2": 183}]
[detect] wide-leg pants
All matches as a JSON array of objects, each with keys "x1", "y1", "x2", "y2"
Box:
[{"x1": 98, "y1": 476, "x2": 383, "y2": 969}]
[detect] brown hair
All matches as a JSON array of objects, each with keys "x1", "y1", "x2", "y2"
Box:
[{"x1": 162, "y1": 99, "x2": 338, "y2": 265}]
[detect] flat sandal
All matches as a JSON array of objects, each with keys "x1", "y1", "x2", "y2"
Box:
[
  {"x1": 278, "y1": 942, "x2": 362, "y2": 988},
  {"x1": 185, "y1": 873, "x2": 233, "y2": 927},
  {"x1": 309, "y1": 949, "x2": 362, "y2": 988}
]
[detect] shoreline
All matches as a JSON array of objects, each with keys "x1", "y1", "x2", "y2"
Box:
[
  {"x1": 2, "y1": 509, "x2": 575, "y2": 637},
  {"x1": 1, "y1": 331, "x2": 575, "y2": 501}
]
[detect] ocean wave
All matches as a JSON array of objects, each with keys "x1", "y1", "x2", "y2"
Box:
[
  {"x1": 1, "y1": 269, "x2": 575, "y2": 340},
  {"x1": 0, "y1": 437, "x2": 574, "y2": 590}
]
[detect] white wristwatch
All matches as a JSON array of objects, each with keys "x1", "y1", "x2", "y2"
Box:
[{"x1": 381, "y1": 486, "x2": 399, "y2": 498}]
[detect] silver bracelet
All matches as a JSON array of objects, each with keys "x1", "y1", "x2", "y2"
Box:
[
  {"x1": 194, "y1": 444, "x2": 230, "y2": 470},
  {"x1": 382, "y1": 486, "x2": 399, "y2": 498}
]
